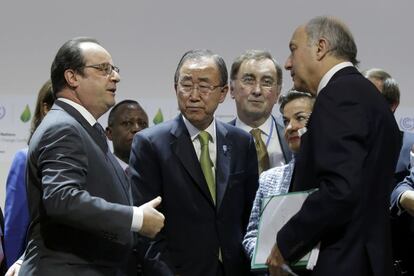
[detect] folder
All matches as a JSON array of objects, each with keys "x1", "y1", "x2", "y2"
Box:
[{"x1": 251, "y1": 189, "x2": 319, "y2": 272}]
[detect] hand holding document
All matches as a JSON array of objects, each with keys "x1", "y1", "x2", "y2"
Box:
[{"x1": 252, "y1": 189, "x2": 319, "y2": 272}]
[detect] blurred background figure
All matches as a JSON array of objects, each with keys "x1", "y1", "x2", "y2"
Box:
[
  {"x1": 105, "y1": 99, "x2": 149, "y2": 276},
  {"x1": 229, "y1": 50, "x2": 291, "y2": 174},
  {"x1": 4, "y1": 80, "x2": 54, "y2": 268},
  {"x1": 106, "y1": 99, "x2": 148, "y2": 169},
  {"x1": 363, "y1": 68, "x2": 414, "y2": 183}
]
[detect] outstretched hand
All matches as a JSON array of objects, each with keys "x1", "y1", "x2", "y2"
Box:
[{"x1": 139, "y1": 196, "x2": 165, "y2": 238}]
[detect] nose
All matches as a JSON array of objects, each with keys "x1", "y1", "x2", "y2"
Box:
[
  {"x1": 284, "y1": 56, "x2": 292, "y2": 71},
  {"x1": 251, "y1": 82, "x2": 262, "y2": 96},
  {"x1": 110, "y1": 70, "x2": 121, "y2": 83},
  {"x1": 286, "y1": 119, "x2": 301, "y2": 132},
  {"x1": 188, "y1": 87, "x2": 201, "y2": 101}
]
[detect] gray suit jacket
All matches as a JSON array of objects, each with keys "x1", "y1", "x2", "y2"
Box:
[{"x1": 20, "y1": 100, "x2": 134, "y2": 276}]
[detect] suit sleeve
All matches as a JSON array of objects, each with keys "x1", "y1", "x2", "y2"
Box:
[
  {"x1": 36, "y1": 124, "x2": 133, "y2": 235},
  {"x1": 277, "y1": 91, "x2": 369, "y2": 262},
  {"x1": 4, "y1": 149, "x2": 29, "y2": 267},
  {"x1": 391, "y1": 167, "x2": 414, "y2": 215},
  {"x1": 129, "y1": 132, "x2": 175, "y2": 275}
]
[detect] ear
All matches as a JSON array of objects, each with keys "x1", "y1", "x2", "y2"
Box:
[
  {"x1": 315, "y1": 37, "x2": 330, "y2": 61},
  {"x1": 218, "y1": 85, "x2": 229, "y2": 103},
  {"x1": 229, "y1": 81, "x2": 236, "y2": 99},
  {"x1": 174, "y1": 83, "x2": 178, "y2": 95},
  {"x1": 105, "y1": 127, "x2": 113, "y2": 141},
  {"x1": 64, "y1": 69, "x2": 80, "y2": 89},
  {"x1": 391, "y1": 102, "x2": 399, "y2": 113}
]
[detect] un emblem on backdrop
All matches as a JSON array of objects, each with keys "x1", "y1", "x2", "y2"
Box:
[{"x1": 400, "y1": 116, "x2": 414, "y2": 131}]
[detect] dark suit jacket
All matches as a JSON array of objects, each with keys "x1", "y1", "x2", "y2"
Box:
[
  {"x1": 130, "y1": 115, "x2": 258, "y2": 276},
  {"x1": 229, "y1": 115, "x2": 292, "y2": 164},
  {"x1": 20, "y1": 100, "x2": 135, "y2": 276},
  {"x1": 277, "y1": 67, "x2": 401, "y2": 276}
]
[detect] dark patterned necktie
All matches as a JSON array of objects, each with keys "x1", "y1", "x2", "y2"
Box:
[{"x1": 93, "y1": 122, "x2": 108, "y2": 152}]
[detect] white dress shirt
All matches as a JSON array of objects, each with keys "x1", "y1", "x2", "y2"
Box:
[
  {"x1": 182, "y1": 115, "x2": 217, "y2": 179},
  {"x1": 317, "y1": 61, "x2": 354, "y2": 94},
  {"x1": 235, "y1": 115, "x2": 285, "y2": 167}
]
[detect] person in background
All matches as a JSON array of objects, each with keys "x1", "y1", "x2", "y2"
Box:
[
  {"x1": 105, "y1": 99, "x2": 149, "y2": 275},
  {"x1": 229, "y1": 50, "x2": 291, "y2": 174},
  {"x1": 106, "y1": 99, "x2": 148, "y2": 170},
  {"x1": 129, "y1": 49, "x2": 259, "y2": 276},
  {"x1": 267, "y1": 16, "x2": 401, "y2": 276},
  {"x1": 391, "y1": 147, "x2": 414, "y2": 275},
  {"x1": 1, "y1": 207, "x2": 6, "y2": 275},
  {"x1": 243, "y1": 91, "x2": 314, "y2": 262},
  {"x1": 362, "y1": 68, "x2": 414, "y2": 183},
  {"x1": 4, "y1": 80, "x2": 54, "y2": 268}
]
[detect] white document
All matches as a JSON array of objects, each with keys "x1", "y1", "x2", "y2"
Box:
[{"x1": 252, "y1": 189, "x2": 318, "y2": 271}]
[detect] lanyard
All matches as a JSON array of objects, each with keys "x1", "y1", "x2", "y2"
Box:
[{"x1": 264, "y1": 115, "x2": 275, "y2": 148}]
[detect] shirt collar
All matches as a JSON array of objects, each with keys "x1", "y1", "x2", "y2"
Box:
[
  {"x1": 235, "y1": 115, "x2": 273, "y2": 136},
  {"x1": 58, "y1": 98, "x2": 97, "y2": 126},
  {"x1": 114, "y1": 155, "x2": 129, "y2": 171},
  {"x1": 317, "y1": 61, "x2": 354, "y2": 94},
  {"x1": 182, "y1": 115, "x2": 216, "y2": 143}
]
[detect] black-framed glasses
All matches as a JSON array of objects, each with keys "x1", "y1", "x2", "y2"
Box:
[
  {"x1": 84, "y1": 63, "x2": 120, "y2": 75},
  {"x1": 178, "y1": 81, "x2": 222, "y2": 95}
]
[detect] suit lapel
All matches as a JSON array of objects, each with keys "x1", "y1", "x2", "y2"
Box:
[
  {"x1": 171, "y1": 116, "x2": 215, "y2": 206},
  {"x1": 274, "y1": 115, "x2": 292, "y2": 163},
  {"x1": 54, "y1": 100, "x2": 108, "y2": 153},
  {"x1": 215, "y1": 121, "x2": 231, "y2": 210},
  {"x1": 55, "y1": 100, "x2": 132, "y2": 205},
  {"x1": 107, "y1": 152, "x2": 133, "y2": 204}
]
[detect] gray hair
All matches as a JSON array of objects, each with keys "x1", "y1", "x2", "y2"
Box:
[
  {"x1": 305, "y1": 16, "x2": 359, "y2": 66},
  {"x1": 362, "y1": 68, "x2": 399, "y2": 106},
  {"x1": 362, "y1": 68, "x2": 392, "y2": 81},
  {"x1": 174, "y1": 49, "x2": 228, "y2": 86},
  {"x1": 230, "y1": 49, "x2": 282, "y2": 88},
  {"x1": 381, "y1": 78, "x2": 400, "y2": 106}
]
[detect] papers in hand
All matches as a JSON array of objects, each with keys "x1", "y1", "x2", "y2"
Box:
[{"x1": 251, "y1": 189, "x2": 319, "y2": 271}]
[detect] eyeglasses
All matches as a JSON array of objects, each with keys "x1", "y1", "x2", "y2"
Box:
[
  {"x1": 84, "y1": 63, "x2": 120, "y2": 75},
  {"x1": 178, "y1": 81, "x2": 222, "y2": 95},
  {"x1": 239, "y1": 76, "x2": 276, "y2": 89}
]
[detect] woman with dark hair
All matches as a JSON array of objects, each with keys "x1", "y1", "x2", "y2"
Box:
[
  {"x1": 243, "y1": 90, "x2": 315, "y2": 267},
  {"x1": 4, "y1": 80, "x2": 54, "y2": 269}
]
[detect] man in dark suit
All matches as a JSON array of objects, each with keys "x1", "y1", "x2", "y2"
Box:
[
  {"x1": 229, "y1": 50, "x2": 291, "y2": 173},
  {"x1": 130, "y1": 49, "x2": 259, "y2": 276},
  {"x1": 19, "y1": 37, "x2": 164, "y2": 276},
  {"x1": 266, "y1": 16, "x2": 401, "y2": 276}
]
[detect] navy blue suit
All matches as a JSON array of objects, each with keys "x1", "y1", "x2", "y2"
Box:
[{"x1": 130, "y1": 115, "x2": 258, "y2": 276}]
